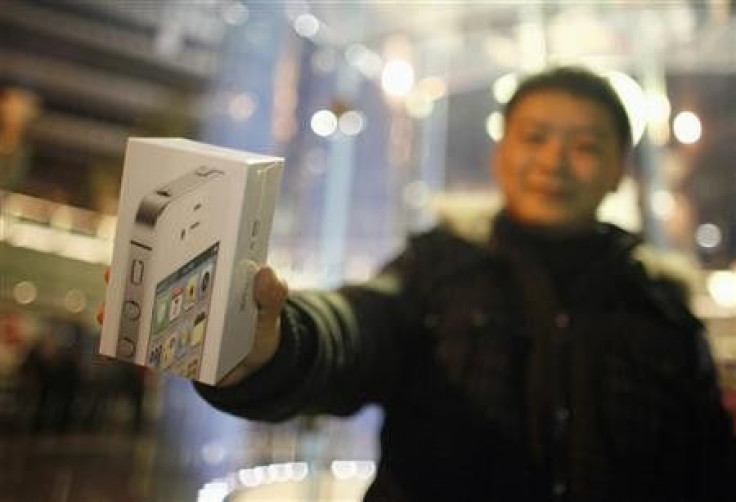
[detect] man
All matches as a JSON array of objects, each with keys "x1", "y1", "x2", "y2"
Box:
[{"x1": 196, "y1": 67, "x2": 735, "y2": 501}]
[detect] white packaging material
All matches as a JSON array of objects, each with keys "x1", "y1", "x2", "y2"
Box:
[{"x1": 100, "y1": 138, "x2": 282, "y2": 384}]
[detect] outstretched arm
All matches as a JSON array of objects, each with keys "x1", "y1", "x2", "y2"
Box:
[{"x1": 194, "y1": 256, "x2": 413, "y2": 421}]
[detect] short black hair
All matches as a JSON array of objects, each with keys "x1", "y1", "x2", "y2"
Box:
[{"x1": 503, "y1": 66, "x2": 632, "y2": 153}]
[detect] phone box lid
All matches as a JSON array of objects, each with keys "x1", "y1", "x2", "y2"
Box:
[{"x1": 134, "y1": 137, "x2": 282, "y2": 165}]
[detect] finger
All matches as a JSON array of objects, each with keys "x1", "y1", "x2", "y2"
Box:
[
  {"x1": 254, "y1": 267, "x2": 288, "y2": 307},
  {"x1": 254, "y1": 267, "x2": 288, "y2": 316},
  {"x1": 97, "y1": 304, "x2": 105, "y2": 325},
  {"x1": 99, "y1": 267, "x2": 111, "y2": 326}
]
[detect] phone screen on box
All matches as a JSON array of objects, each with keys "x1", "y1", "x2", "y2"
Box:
[{"x1": 146, "y1": 242, "x2": 219, "y2": 379}]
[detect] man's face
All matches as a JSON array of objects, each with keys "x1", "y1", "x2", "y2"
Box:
[{"x1": 494, "y1": 90, "x2": 625, "y2": 233}]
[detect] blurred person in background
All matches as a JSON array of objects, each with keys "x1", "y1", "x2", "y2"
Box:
[
  {"x1": 0, "y1": 87, "x2": 38, "y2": 191},
  {"x1": 21, "y1": 319, "x2": 84, "y2": 433},
  {"x1": 190, "y1": 66, "x2": 734, "y2": 500},
  {"x1": 79, "y1": 334, "x2": 149, "y2": 434}
]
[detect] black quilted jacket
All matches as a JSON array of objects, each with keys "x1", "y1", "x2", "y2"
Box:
[{"x1": 197, "y1": 215, "x2": 736, "y2": 501}]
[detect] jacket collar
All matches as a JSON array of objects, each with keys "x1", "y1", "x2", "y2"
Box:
[{"x1": 434, "y1": 206, "x2": 696, "y2": 297}]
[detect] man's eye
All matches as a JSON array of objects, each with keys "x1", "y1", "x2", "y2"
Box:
[
  {"x1": 575, "y1": 142, "x2": 603, "y2": 154},
  {"x1": 521, "y1": 133, "x2": 546, "y2": 144}
]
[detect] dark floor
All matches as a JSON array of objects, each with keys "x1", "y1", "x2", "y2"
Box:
[
  {"x1": 0, "y1": 375, "x2": 381, "y2": 502},
  {"x1": 0, "y1": 432, "x2": 154, "y2": 502}
]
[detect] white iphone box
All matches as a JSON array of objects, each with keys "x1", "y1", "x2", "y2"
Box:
[{"x1": 100, "y1": 138, "x2": 283, "y2": 384}]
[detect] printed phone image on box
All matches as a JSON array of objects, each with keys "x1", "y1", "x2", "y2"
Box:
[{"x1": 100, "y1": 138, "x2": 283, "y2": 384}]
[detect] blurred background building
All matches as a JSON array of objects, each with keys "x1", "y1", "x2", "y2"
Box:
[{"x1": 1, "y1": 1, "x2": 736, "y2": 501}]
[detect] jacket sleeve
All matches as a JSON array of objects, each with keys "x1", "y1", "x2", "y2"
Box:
[
  {"x1": 641, "y1": 270, "x2": 736, "y2": 495},
  {"x1": 193, "y1": 242, "x2": 423, "y2": 422},
  {"x1": 690, "y1": 330, "x2": 736, "y2": 498}
]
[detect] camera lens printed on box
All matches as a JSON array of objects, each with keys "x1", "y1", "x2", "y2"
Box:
[{"x1": 147, "y1": 242, "x2": 219, "y2": 379}]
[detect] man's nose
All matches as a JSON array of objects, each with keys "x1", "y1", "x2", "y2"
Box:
[{"x1": 538, "y1": 138, "x2": 569, "y2": 172}]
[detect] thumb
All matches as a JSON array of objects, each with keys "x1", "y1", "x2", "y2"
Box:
[
  {"x1": 215, "y1": 266, "x2": 287, "y2": 387},
  {"x1": 254, "y1": 266, "x2": 288, "y2": 323}
]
